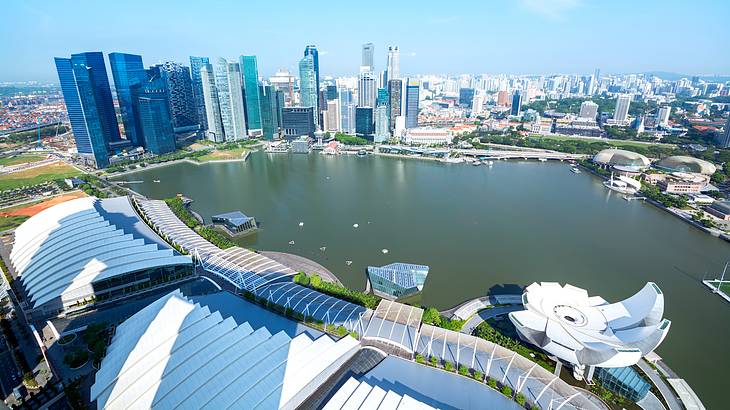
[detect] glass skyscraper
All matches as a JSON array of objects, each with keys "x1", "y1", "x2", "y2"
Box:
[
  {"x1": 215, "y1": 58, "x2": 247, "y2": 141},
  {"x1": 298, "y1": 54, "x2": 318, "y2": 124},
  {"x1": 200, "y1": 63, "x2": 224, "y2": 142},
  {"x1": 189, "y1": 56, "x2": 210, "y2": 131},
  {"x1": 405, "y1": 79, "x2": 420, "y2": 129},
  {"x1": 158, "y1": 62, "x2": 197, "y2": 131},
  {"x1": 239, "y1": 55, "x2": 262, "y2": 132},
  {"x1": 338, "y1": 88, "x2": 355, "y2": 133},
  {"x1": 303, "y1": 45, "x2": 320, "y2": 106},
  {"x1": 355, "y1": 106, "x2": 374, "y2": 137},
  {"x1": 387, "y1": 79, "x2": 402, "y2": 132},
  {"x1": 137, "y1": 68, "x2": 176, "y2": 155},
  {"x1": 55, "y1": 52, "x2": 120, "y2": 168},
  {"x1": 109, "y1": 52, "x2": 147, "y2": 146},
  {"x1": 259, "y1": 85, "x2": 282, "y2": 140}
]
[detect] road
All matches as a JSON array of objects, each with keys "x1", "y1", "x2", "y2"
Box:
[
  {"x1": 461, "y1": 305, "x2": 524, "y2": 334},
  {"x1": 636, "y1": 359, "x2": 682, "y2": 410}
]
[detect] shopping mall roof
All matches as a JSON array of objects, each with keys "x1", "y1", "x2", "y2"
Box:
[
  {"x1": 91, "y1": 290, "x2": 360, "y2": 409},
  {"x1": 509, "y1": 282, "x2": 671, "y2": 369},
  {"x1": 363, "y1": 300, "x2": 423, "y2": 354},
  {"x1": 655, "y1": 156, "x2": 716, "y2": 175},
  {"x1": 9, "y1": 196, "x2": 191, "y2": 309}
]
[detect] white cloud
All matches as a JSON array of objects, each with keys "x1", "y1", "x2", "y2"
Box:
[{"x1": 519, "y1": 0, "x2": 583, "y2": 20}]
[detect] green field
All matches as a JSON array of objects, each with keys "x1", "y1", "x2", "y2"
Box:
[
  {"x1": 0, "y1": 154, "x2": 46, "y2": 166},
  {"x1": 0, "y1": 162, "x2": 81, "y2": 191},
  {"x1": 707, "y1": 281, "x2": 730, "y2": 296},
  {"x1": 529, "y1": 134, "x2": 676, "y2": 150},
  {"x1": 0, "y1": 215, "x2": 28, "y2": 231},
  {"x1": 195, "y1": 146, "x2": 249, "y2": 162}
]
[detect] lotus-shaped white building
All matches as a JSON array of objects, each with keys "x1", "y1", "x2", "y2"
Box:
[{"x1": 509, "y1": 282, "x2": 671, "y2": 380}]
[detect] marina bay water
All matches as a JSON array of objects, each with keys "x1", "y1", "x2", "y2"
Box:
[{"x1": 115, "y1": 151, "x2": 729, "y2": 407}]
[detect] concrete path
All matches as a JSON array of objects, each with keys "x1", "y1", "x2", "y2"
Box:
[
  {"x1": 636, "y1": 359, "x2": 682, "y2": 410},
  {"x1": 460, "y1": 305, "x2": 523, "y2": 334},
  {"x1": 261, "y1": 251, "x2": 342, "y2": 285}
]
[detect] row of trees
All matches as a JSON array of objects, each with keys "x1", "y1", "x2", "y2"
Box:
[
  {"x1": 293, "y1": 272, "x2": 381, "y2": 309},
  {"x1": 163, "y1": 197, "x2": 236, "y2": 249},
  {"x1": 421, "y1": 307, "x2": 466, "y2": 331}
]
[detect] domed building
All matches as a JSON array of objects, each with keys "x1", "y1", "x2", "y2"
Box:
[
  {"x1": 593, "y1": 149, "x2": 650, "y2": 174},
  {"x1": 655, "y1": 156, "x2": 716, "y2": 176}
]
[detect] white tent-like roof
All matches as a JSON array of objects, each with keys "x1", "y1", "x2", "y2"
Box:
[
  {"x1": 91, "y1": 290, "x2": 360, "y2": 410},
  {"x1": 509, "y1": 282, "x2": 670, "y2": 372},
  {"x1": 9, "y1": 197, "x2": 191, "y2": 310}
]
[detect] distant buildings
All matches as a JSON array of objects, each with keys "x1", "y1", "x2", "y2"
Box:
[
  {"x1": 388, "y1": 79, "x2": 403, "y2": 132},
  {"x1": 613, "y1": 94, "x2": 631, "y2": 123},
  {"x1": 240, "y1": 55, "x2": 262, "y2": 134},
  {"x1": 459, "y1": 88, "x2": 474, "y2": 107},
  {"x1": 189, "y1": 56, "x2": 210, "y2": 131},
  {"x1": 403, "y1": 128, "x2": 452, "y2": 145},
  {"x1": 157, "y1": 61, "x2": 197, "y2": 132},
  {"x1": 717, "y1": 116, "x2": 730, "y2": 148},
  {"x1": 200, "y1": 63, "x2": 225, "y2": 142},
  {"x1": 405, "y1": 80, "x2": 420, "y2": 129},
  {"x1": 325, "y1": 99, "x2": 341, "y2": 133},
  {"x1": 657, "y1": 106, "x2": 671, "y2": 127},
  {"x1": 579, "y1": 100, "x2": 599, "y2": 121},
  {"x1": 361, "y1": 42, "x2": 374, "y2": 71},
  {"x1": 339, "y1": 88, "x2": 355, "y2": 133},
  {"x1": 303, "y1": 45, "x2": 320, "y2": 116},
  {"x1": 282, "y1": 107, "x2": 315, "y2": 139},
  {"x1": 55, "y1": 52, "x2": 121, "y2": 168},
  {"x1": 471, "y1": 94, "x2": 485, "y2": 116},
  {"x1": 299, "y1": 53, "x2": 319, "y2": 125},
  {"x1": 259, "y1": 85, "x2": 283, "y2": 140},
  {"x1": 215, "y1": 58, "x2": 247, "y2": 141},
  {"x1": 510, "y1": 90, "x2": 522, "y2": 116},
  {"x1": 374, "y1": 104, "x2": 390, "y2": 143},
  {"x1": 355, "y1": 106, "x2": 374, "y2": 137},
  {"x1": 137, "y1": 67, "x2": 176, "y2": 155},
  {"x1": 358, "y1": 71, "x2": 377, "y2": 109}
]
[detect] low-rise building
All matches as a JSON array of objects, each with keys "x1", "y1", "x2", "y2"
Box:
[
  {"x1": 211, "y1": 211, "x2": 257, "y2": 235},
  {"x1": 367, "y1": 262, "x2": 429, "y2": 300},
  {"x1": 657, "y1": 173, "x2": 710, "y2": 194},
  {"x1": 706, "y1": 201, "x2": 730, "y2": 220},
  {"x1": 403, "y1": 128, "x2": 452, "y2": 146},
  {"x1": 291, "y1": 136, "x2": 311, "y2": 153}
]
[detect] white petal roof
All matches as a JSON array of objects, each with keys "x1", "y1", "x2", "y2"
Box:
[
  {"x1": 509, "y1": 282, "x2": 671, "y2": 368},
  {"x1": 9, "y1": 197, "x2": 191, "y2": 309},
  {"x1": 91, "y1": 290, "x2": 360, "y2": 410}
]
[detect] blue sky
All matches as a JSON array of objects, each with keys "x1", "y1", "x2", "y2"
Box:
[{"x1": 2, "y1": 0, "x2": 729, "y2": 82}]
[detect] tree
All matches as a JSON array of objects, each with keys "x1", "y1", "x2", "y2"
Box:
[
  {"x1": 422, "y1": 307, "x2": 441, "y2": 326},
  {"x1": 501, "y1": 385, "x2": 513, "y2": 397},
  {"x1": 516, "y1": 393, "x2": 526, "y2": 406}
]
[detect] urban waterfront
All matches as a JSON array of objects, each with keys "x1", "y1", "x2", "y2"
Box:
[{"x1": 116, "y1": 152, "x2": 729, "y2": 407}]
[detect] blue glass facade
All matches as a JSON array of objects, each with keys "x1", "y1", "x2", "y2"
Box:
[
  {"x1": 367, "y1": 263, "x2": 429, "y2": 299},
  {"x1": 299, "y1": 55, "x2": 318, "y2": 118},
  {"x1": 158, "y1": 62, "x2": 197, "y2": 131},
  {"x1": 405, "y1": 80, "x2": 420, "y2": 129},
  {"x1": 55, "y1": 52, "x2": 120, "y2": 168},
  {"x1": 595, "y1": 366, "x2": 650, "y2": 402},
  {"x1": 376, "y1": 88, "x2": 389, "y2": 107},
  {"x1": 109, "y1": 52, "x2": 147, "y2": 146},
  {"x1": 136, "y1": 68, "x2": 176, "y2": 155},
  {"x1": 355, "y1": 107, "x2": 374, "y2": 137},
  {"x1": 259, "y1": 85, "x2": 282, "y2": 140},
  {"x1": 304, "y1": 45, "x2": 320, "y2": 105},
  {"x1": 240, "y1": 55, "x2": 262, "y2": 131},
  {"x1": 511, "y1": 91, "x2": 522, "y2": 116},
  {"x1": 189, "y1": 56, "x2": 210, "y2": 131}
]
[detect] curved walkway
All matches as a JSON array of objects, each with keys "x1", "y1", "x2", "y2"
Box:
[
  {"x1": 636, "y1": 359, "x2": 682, "y2": 410},
  {"x1": 461, "y1": 305, "x2": 524, "y2": 334},
  {"x1": 261, "y1": 251, "x2": 342, "y2": 285}
]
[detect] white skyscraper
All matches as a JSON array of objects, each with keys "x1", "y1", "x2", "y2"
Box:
[
  {"x1": 325, "y1": 99, "x2": 341, "y2": 132},
  {"x1": 657, "y1": 106, "x2": 671, "y2": 127},
  {"x1": 386, "y1": 46, "x2": 400, "y2": 81},
  {"x1": 471, "y1": 94, "x2": 484, "y2": 117},
  {"x1": 613, "y1": 94, "x2": 631, "y2": 123},
  {"x1": 200, "y1": 63, "x2": 224, "y2": 142},
  {"x1": 358, "y1": 71, "x2": 376, "y2": 108},
  {"x1": 374, "y1": 104, "x2": 390, "y2": 143},
  {"x1": 579, "y1": 101, "x2": 599, "y2": 120},
  {"x1": 216, "y1": 58, "x2": 247, "y2": 141},
  {"x1": 362, "y1": 43, "x2": 374, "y2": 71}
]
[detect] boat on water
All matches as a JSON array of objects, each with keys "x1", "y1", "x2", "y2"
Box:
[
  {"x1": 538, "y1": 158, "x2": 548, "y2": 162},
  {"x1": 603, "y1": 173, "x2": 640, "y2": 194},
  {"x1": 356, "y1": 150, "x2": 367, "y2": 157},
  {"x1": 153, "y1": 180, "x2": 161, "y2": 183},
  {"x1": 570, "y1": 167, "x2": 581, "y2": 174},
  {"x1": 441, "y1": 157, "x2": 465, "y2": 164},
  {"x1": 472, "y1": 160, "x2": 482, "y2": 166}
]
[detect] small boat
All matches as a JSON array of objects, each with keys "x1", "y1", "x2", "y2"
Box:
[
  {"x1": 346, "y1": 260, "x2": 353, "y2": 266},
  {"x1": 357, "y1": 150, "x2": 367, "y2": 157},
  {"x1": 298, "y1": 222, "x2": 304, "y2": 227},
  {"x1": 288, "y1": 240, "x2": 295, "y2": 245},
  {"x1": 353, "y1": 223, "x2": 359, "y2": 228},
  {"x1": 382, "y1": 249, "x2": 389, "y2": 254},
  {"x1": 320, "y1": 246, "x2": 326, "y2": 252},
  {"x1": 570, "y1": 167, "x2": 581, "y2": 174},
  {"x1": 487, "y1": 161, "x2": 494, "y2": 166},
  {"x1": 538, "y1": 158, "x2": 547, "y2": 162},
  {"x1": 153, "y1": 179, "x2": 161, "y2": 183},
  {"x1": 472, "y1": 160, "x2": 482, "y2": 166}
]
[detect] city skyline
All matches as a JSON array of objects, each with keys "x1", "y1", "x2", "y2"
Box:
[{"x1": 3, "y1": 0, "x2": 730, "y2": 82}]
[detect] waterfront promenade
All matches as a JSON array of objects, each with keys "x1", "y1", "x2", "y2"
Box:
[{"x1": 261, "y1": 251, "x2": 342, "y2": 285}]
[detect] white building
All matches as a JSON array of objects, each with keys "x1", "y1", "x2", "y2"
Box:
[
  {"x1": 657, "y1": 106, "x2": 671, "y2": 127},
  {"x1": 613, "y1": 94, "x2": 631, "y2": 123},
  {"x1": 216, "y1": 58, "x2": 247, "y2": 141},
  {"x1": 471, "y1": 94, "x2": 485, "y2": 116},
  {"x1": 200, "y1": 64, "x2": 224, "y2": 143},
  {"x1": 403, "y1": 128, "x2": 452, "y2": 145},
  {"x1": 374, "y1": 104, "x2": 390, "y2": 143},
  {"x1": 578, "y1": 100, "x2": 598, "y2": 121},
  {"x1": 394, "y1": 115, "x2": 406, "y2": 140},
  {"x1": 324, "y1": 99, "x2": 341, "y2": 132},
  {"x1": 386, "y1": 46, "x2": 400, "y2": 80}
]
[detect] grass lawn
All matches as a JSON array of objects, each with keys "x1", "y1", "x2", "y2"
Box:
[
  {"x1": 0, "y1": 154, "x2": 46, "y2": 166},
  {"x1": 0, "y1": 215, "x2": 28, "y2": 231},
  {"x1": 529, "y1": 134, "x2": 676, "y2": 149},
  {"x1": 195, "y1": 146, "x2": 249, "y2": 162},
  {"x1": 0, "y1": 162, "x2": 81, "y2": 191},
  {"x1": 707, "y1": 281, "x2": 730, "y2": 296}
]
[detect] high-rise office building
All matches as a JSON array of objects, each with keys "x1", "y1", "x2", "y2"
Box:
[
  {"x1": 215, "y1": 58, "x2": 247, "y2": 141},
  {"x1": 299, "y1": 54, "x2": 318, "y2": 125},
  {"x1": 374, "y1": 104, "x2": 389, "y2": 143},
  {"x1": 108, "y1": 52, "x2": 146, "y2": 146},
  {"x1": 137, "y1": 68, "x2": 176, "y2": 155},
  {"x1": 355, "y1": 106, "x2": 374, "y2": 137},
  {"x1": 387, "y1": 79, "x2": 402, "y2": 132},
  {"x1": 386, "y1": 46, "x2": 400, "y2": 81},
  {"x1": 497, "y1": 90, "x2": 510, "y2": 106},
  {"x1": 511, "y1": 91, "x2": 522, "y2": 116},
  {"x1": 613, "y1": 94, "x2": 631, "y2": 123},
  {"x1": 158, "y1": 61, "x2": 197, "y2": 132},
  {"x1": 459, "y1": 88, "x2": 475, "y2": 107},
  {"x1": 339, "y1": 88, "x2": 355, "y2": 133},
  {"x1": 471, "y1": 94, "x2": 484, "y2": 116},
  {"x1": 326, "y1": 85, "x2": 338, "y2": 101},
  {"x1": 405, "y1": 80, "x2": 420, "y2": 129},
  {"x1": 325, "y1": 99, "x2": 340, "y2": 132},
  {"x1": 717, "y1": 117, "x2": 730, "y2": 148},
  {"x1": 200, "y1": 63, "x2": 224, "y2": 142},
  {"x1": 657, "y1": 106, "x2": 671, "y2": 127},
  {"x1": 579, "y1": 100, "x2": 599, "y2": 120},
  {"x1": 189, "y1": 56, "x2": 210, "y2": 131},
  {"x1": 362, "y1": 43, "x2": 374, "y2": 71},
  {"x1": 303, "y1": 45, "x2": 320, "y2": 106},
  {"x1": 259, "y1": 85, "x2": 282, "y2": 140},
  {"x1": 376, "y1": 88, "x2": 389, "y2": 107},
  {"x1": 282, "y1": 107, "x2": 315, "y2": 139},
  {"x1": 358, "y1": 71, "x2": 376, "y2": 108},
  {"x1": 55, "y1": 52, "x2": 120, "y2": 168},
  {"x1": 240, "y1": 55, "x2": 262, "y2": 132}
]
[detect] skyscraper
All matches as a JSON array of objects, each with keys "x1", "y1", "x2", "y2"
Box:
[
  {"x1": 355, "y1": 106, "x2": 374, "y2": 137},
  {"x1": 579, "y1": 101, "x2": 599, "y2": 120},
  {"x1": 108, "y1": 52, "x2": 146, "y2": 146},
  {"x1": 137, "y1": 68, "x2": 176, "y2": 155},
  {"x1": 362, "y1": 43, "x2": 374, "y2": 71},
  {"x1": 386, "y1": 46, "x2": 400, "y2": 81},
  {"x1": 200, "y1": 63, "x2": 224, "y2": 142},
  {"x1": 387, "y1": 79, "x2": 402, "y2": 132},
  {"x1": 459, "y1": 88, "x2": 475, "y2": 107},
  {"x1": 657, "y1": 106, "x2": 671, "y2": 127},
  {"x1": 55, "y1": 52, "x2": 120, "y2": 168},
  {"x1": 215, "y1": 58, "x2": 247, "y2": 141},
  {"x1": 376, "y1": 88, "x2": 389, "y2": 107},
  {"x1": 511, "y1": 91, "x2": 522, "y2": 116},
  {"x1": 282, "y1": 107, "x2": 315, "y2": 139},
  {"x1": 259, "y1": 84, "x2": 282, "y2": 140},
  {"x1": 304, "y1": 45, "x2": 320, "y2": 106},
  {"x1": 325, "y1": 99, "x2": 340, "y2": 132},
  {"x1": 299, "y1": 54, "x2": 318, "y2": 125},
  {"x1": 189, "y1": 56, "x2": 210, "y2": 131},
  {"x1": 405, "y1": 80, "x2": 420, "y2": 129},
  {"x1": 358, "y1": 71, "x2": 376, "y2": 108},
  {"x1": 614, "y1": 94, "x2": 631, "y2": 123},
  {"x1": 374, "y1": 104, "x2": 389, "y2": 143},
  {"x1": 717, "y1": 116, "x2": 730, "y2": 148},
  {"x1": 239, "y1": 55, "x2": 262, "y2": 133},
  {"x1": 339, "y1": 88, "x2": 355, "y2": 133},
  {"x1": 471, "y1": 94, "x2": 484, "y2": 116},
  {"x1": 158, "y1": 61, "x2": 197, "y2": 131}
]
